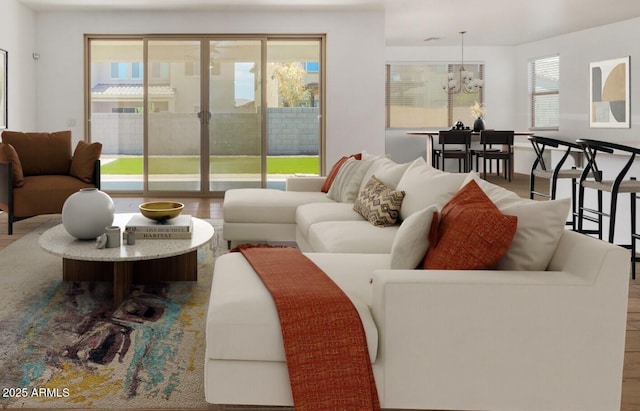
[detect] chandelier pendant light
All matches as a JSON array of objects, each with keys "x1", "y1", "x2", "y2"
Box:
[{"x1": 442, "y1": 31, "x2": 484, "y2": 94}]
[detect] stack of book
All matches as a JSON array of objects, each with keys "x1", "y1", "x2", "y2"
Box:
[{"x1": 125, "y1": 214, "x2": 193, "y2": 239}]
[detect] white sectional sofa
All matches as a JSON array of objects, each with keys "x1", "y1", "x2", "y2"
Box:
[{"x1": 210, "y1": 154, "x2": 631, "y2": 410}]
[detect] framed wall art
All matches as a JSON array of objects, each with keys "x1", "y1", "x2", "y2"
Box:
[
  {"x1": 0, "y1": 49, "x2": 6, "y2": 130},
  {"x1": 590, "y1": 56, "x2": 630, "y2": 128}
]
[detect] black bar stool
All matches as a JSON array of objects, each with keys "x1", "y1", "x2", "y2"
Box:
[
  {"x1": 433, "y1": 130, "x2": 472, "y2": 173},
  {"x1": 576, "y1": 138, "x2": 640, "y2": 279},
  {"x1": 528, "y1": 136, "x2": 583, "y2": 229}
]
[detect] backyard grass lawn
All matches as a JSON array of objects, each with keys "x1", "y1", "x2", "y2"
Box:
[{"x1": 101, "y1": 156, "x2": 320, "y2": 175}]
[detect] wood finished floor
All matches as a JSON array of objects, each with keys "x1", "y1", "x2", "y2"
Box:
[{"x1": 1, "y1": 173, "x2": 639, "y2": 411}]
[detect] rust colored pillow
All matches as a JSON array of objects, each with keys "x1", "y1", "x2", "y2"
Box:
[
  {"x1": 1, "y1": 130, "x2": 72, "y2": 176},
  {"x1": 320, "y1": 153, "x2": 362, "y2": 193},
  {"x1": 0, "y1": 143, "x2": 25, "y2": 187},
  {"x1": 70, "y1": 140, "x2": 102, "y2": 183},
  {"x1": 422, "y1": 180, "x2": 517, "y2": 270}
]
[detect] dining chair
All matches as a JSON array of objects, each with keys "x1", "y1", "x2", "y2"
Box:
[
  {"x1": 528, "y1": 135, "x2": 583, "y2": 229},
  {"x1": 473, "y1": 130, "x2": 514, "y2": 181},
  {"x1": 433, "y1": 130, "x2": 472, "y2": 173}
]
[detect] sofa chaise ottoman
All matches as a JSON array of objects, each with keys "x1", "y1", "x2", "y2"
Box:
[{"x1": 222, "y1": 178, "x2": 332, "y2": 245}]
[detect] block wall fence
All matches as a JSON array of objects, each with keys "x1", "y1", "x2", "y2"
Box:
[{"x1": 91, "y1": 107, "x2": 320, "y2": 156}]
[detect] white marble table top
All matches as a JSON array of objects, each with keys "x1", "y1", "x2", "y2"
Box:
[{"x1": 39, "y1": 213, "x2": 214, "y2": 262}]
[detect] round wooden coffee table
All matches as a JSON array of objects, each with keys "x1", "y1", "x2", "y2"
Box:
[{"x1": 39, "y1": 213, "x2": 214, "y2": 307}]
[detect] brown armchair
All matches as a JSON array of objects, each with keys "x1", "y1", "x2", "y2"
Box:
[{"x1": 0, "y1": 130, "x2": 102, "y2": 234}]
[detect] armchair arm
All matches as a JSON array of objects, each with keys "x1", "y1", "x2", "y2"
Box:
[
  {"x1": 93, "y1": 159, "x2": 101, "y2": 189},
  {"x1": 0, "y1": 161, "x2": 12, "y2": 208},
  {"x1": 285, "y1": 175, "x2": 326, "y2": 192}
]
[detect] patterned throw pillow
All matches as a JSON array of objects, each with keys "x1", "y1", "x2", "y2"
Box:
[
  {"x1": 422, "y1": 179, "x2": 517, "y2": 270},
  {"x1": 354, "y1": 175, "x2": 405, "y2": 227}
]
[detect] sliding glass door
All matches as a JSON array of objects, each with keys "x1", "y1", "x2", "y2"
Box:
[
  {"x1": 87, "y1": 35, "x2": 323, "y2": 195},
  {"x1": 88, "y1": 39, "x2": 145, "y2": 191},
  {"x1": 146, "y1": 39, "x2": 203, "y2": 192},
  {"x1": 266, "y1": 40, "x2": 321, "y2": 189},
  {"x1": 208, "y1": 40, "x2": 263, "y2": 191}
]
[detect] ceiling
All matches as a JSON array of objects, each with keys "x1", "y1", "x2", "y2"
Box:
[{"x1": 17, "y1": 0, "x2": 640, "y2": 46}]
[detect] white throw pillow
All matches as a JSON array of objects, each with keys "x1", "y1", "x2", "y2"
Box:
[
  {"x1": 360, "y1": 150, "x2": 383, "y2": 161},
  {"x1": 390, "y1": 205, "x2": 438, "y2": 269},
  {"x1": 496, "y1": 198, "x2": 571, "y2": 271},
  {"x1": 326, "y1": 157, "x2": 356, "y2": 201},
  {"x1": 359, "y1": 157, "x2": 412, "y2": 192},
  {"x1": 327, "y1": 156, "x2": 377, "y2": 203},
  {"x1": 461, "y1": 172, "x2": 522, "y2": 208},
  {"x1": 395, "y1": 158, "x2": 467, "y2": 220}
]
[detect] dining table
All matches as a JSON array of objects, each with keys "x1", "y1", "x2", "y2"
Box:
[{"x1": 406, "y1": 130, "x2": 534, "y2": 175}]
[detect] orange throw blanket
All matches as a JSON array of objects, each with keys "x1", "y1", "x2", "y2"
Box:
[{"x1": 238, "y1": 246, "x2": 380, "y2": 411}]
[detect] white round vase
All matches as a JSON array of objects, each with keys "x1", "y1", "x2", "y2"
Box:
[{"x1": 62, "y1": 188, "x2": 115, "y2": 240}]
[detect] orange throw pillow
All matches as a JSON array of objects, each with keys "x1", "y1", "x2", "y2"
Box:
[
  {"x1": 0, "y1": 143, "x2": 25, "y2": 187},
  {"x1": 70, "y1": 140, "x2": 102, "y2": 183},
  {"x1": 320, "y1": 153, "x2": 362, "y2": 193},
  {"x1": 422, "y1": 180, "x2": 517, "y2": 270}
]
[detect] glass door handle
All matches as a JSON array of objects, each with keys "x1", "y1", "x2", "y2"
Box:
[{"x1": 197, "y1": 111, "x2": 212, "y2": 124}]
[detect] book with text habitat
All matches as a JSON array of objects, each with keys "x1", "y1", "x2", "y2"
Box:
[{"x1": 126, "y1": 214, "x2": 193, "y2": 232}]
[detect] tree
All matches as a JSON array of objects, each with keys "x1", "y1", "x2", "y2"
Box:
[{"x1": 272, "y1": 62, "x2": 311, "y2": 107}]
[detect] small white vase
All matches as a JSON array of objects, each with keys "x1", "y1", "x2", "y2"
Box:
[{"x1": 62, "y1": 188, "x2": 115, "y2": 240}]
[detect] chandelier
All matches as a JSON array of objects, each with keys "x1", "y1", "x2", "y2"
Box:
[{"x1": 442, "y1": 31, "x2": 484, "y2": 94}]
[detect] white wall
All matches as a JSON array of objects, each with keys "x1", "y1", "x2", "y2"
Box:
[
  {"x1": 515, "y1": 17, "x2": 640, "y2": 143},
  {"x1": 19, "y1": 8, "x2": 640, "y2": 169},
  {"x1": 32, "y1": 10, "x2": 386, "y2": 166},
  {"x1": 0, "y1": 0, "x2": 37, "y2": 131}
]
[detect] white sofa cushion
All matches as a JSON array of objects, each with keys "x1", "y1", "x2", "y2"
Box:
[
  {"x1": 223, "y1": 188, "x2": 334, "y2": 224},
  {"x1": 359, "y1": 157, "x2": 412, "y2": 191},
  {"x1": 390, "y1": 204, "x2": 438, "y2": 269},
  {"x1": 327, "y1": 157, "x2": 377, "y2": 203},
  {"x1": 296, "y1": 202, "x2": 364, "y2": 239},
  {"x1": 307, "y1": 220, "x2": 399, "y2": 253},
  {"x1": 462, "y1": 172, "x2": 522, "y2": 208},
  {"x1": 461, "y1": 173, "x2": 571, "y2": 271},
  {"x1": 497, "y1": 198, "x2": 571, "y2": 271},
  {"x1": 395, "y1": 157, "x2": 467, "y2": 220},
  {"x1": 206, "y1": 252, "x2": 387, "y2": 363}
]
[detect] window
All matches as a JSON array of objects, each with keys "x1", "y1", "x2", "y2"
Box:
[
  {"x1": 151, "y1": 62, "x2": 170, "y2": 79},
  {"x1": 529, "y1": 55, "x2": 559, "y2": 130},
  {"x1": 132, "y1": 62, "x2": 143, "y2": 79},
  {"x1": 185, "y1": 61, "x2": 200, "y2": 76},
  {"x1": 305, "y1": 61, "x2": 319, "y2": 73},
  {"x1": 110, "y1": 62, "x2": 128, "y2": 79},
  {"x1": 234, "y1": 62, "x2": 255, "y2": 107},
  {"x1": 385, "y1": 63, "x2": 484, "y2": 129}
]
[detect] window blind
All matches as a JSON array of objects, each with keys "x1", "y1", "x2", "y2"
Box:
[
  {"x1": 386, "y1": 63, "x2": 484, "y2": 129},
  {"x1": 530, "y1": 55, "x2": 559, "y2": 129}
]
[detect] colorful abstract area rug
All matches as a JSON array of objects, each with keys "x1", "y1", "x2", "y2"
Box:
[{"x1": 0, "y1": 218, "x2": 227, "y2": 409}]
